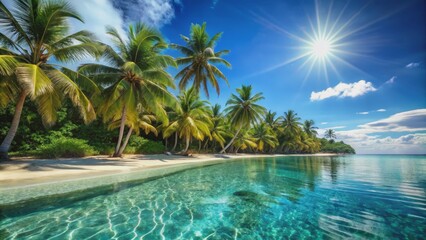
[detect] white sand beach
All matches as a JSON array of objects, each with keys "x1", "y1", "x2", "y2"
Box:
[{"x1": 0, "y1": 153, "x2": 338, "y2": 188}]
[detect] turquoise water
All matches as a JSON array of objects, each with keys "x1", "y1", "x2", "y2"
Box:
[{"x1": 1, "y1": 155, "x2": 425, "y2": 239}]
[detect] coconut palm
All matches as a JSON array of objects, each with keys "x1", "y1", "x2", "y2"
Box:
[
  {"x1": 282, "y1": 110, "x2": 301, "y2": 136},
  {"x1": 163, "y1": 87, "x2": 211, "y2": 153},
  {"x1": 264, "y1": 110, "x2": 283, "y2": 131},
  {"x1": 205, "y1": 104, "x2": 229, "y2": 150},
  {"x1": 220, "y1": 85, "x2": 266, "y2": 153},
  {"x1": 324, "y1": 129, "x2": 337, "y2": 139},
  {"x1": 252, "y1": 123, "x2": 278, "y2": 152},
  {"x1": 172, "y1": 22, "x2": 231, "y2": 97},
  {"x1": 303, "y1": 119, "x2": 318, "y2": 137},
  {"x1": 79, "y1": 23, "x2": 176, "y2": 157},
  {"x1": 232, "y1": 128, "x2": 257, "y2": 153},
  {"x1": 0, "y1": 0, "x2": 100, "y2": 159}
]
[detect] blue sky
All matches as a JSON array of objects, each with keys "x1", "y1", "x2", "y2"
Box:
[{"x1": 6, "y1": 0, "x2": 425, "y2": 153}]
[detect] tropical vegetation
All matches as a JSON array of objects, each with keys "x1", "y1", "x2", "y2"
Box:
[{"x1": 0, "y1": 0, "x2": 354, "y2": 160}]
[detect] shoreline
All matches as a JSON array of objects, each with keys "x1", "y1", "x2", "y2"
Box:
[
  {"x1": 0, "y1": 153, "x2": 338, "y2": 189},
  {"x1": 0, "y1": 153, "x2": 339, "y2": 205}
]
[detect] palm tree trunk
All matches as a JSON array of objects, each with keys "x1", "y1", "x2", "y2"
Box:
[
  {"x1": 113, "y1": 106, "x2": 127, "y2": 157},
  {"x1": 220, "y1": 125, "x2": 242, "y2": 154},
  {"x1": 183, "y1": 136, "x2": 190, "y2": 153},
  {"x1": 203, "y1": 140, "x2": 209, "y2": 151},
  {"x1": 0, "y1": 91, "x2": 27, "y2": 160},
  {"x1": 198, "y1": 140, "x2": 202, "y2": 152},
  {"x1": 117, "y1": 128, "x2": 133, "y2": 156},
  {"x1": 172, "y1": 132, "x2": 178, "y2": 152}
]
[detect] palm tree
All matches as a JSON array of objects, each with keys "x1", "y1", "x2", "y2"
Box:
[
  {"x1": 252, "y1": 123, "x2": 278, "y2": 152},
  {"x1": 163, "y1": 87, "x2": 211, "y2": 153},
  {"x1": 264, "y1": 110, "x2": 283, "y2": 131},
  {"x1": 282, "y1": 110, "x2": 301, "y2": 136},
  {"x1": 0, "y1": 0, "x2": 100, "y2": 159},
  {"x1": 303, "y1": 120, "x2": 318, "y2": 137},
  {"x1": 79, "y1": 23, "x2": 176, "y2": 157},
  {"x1": 205, "y1": 104, "x2": 229, "y2": 150},
  {"x1": 279, "y1": 110, "x2": 302, "y2": 153},
  {"x1": 232, "y1": 128, "x2": 257, "y2": 153},
  {"x1": 172, "y1": 22, "x2": 231, "y2": 97},
  {"x1": 220, "y1": 85, "x2": 266, "y2": 153},
  {"x1": 324, "y1": 129, "x2": 337, "y2": 140}
]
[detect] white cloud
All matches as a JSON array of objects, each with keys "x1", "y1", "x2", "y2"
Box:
[
  {"x1": 113, "y1": 0, "x2": 181, "y2": 28},
  {"x1": 385, "y1": 76, "x2": 396, "y2": 84},
  {"x1": 334, "y1": 109, "x2": 426, "y2": 154},
  {"x1": 377, "y1": 109, "x2": 386, "y2": 112},
  {"x1": 310, "y1": 80, "x2": 377, "y2": 101},
  {"x1": 406, "y1": 62, "x2": 421, "y2": 68},
  {"x1": 69, "y1": 0, "x2": 125, "y2": 43},
  {"x1": 357, "y1": 112, "x2": 369, "y2": 115},
  {"x1": 356, "y1": 109, "x2": 426, "y2": 133},
  {"x1": 329, "y1": 126, "x2": 346, "y2": 129},
  {"x1": 320, "y1": 122, "x2": 328, "y2": 125}
]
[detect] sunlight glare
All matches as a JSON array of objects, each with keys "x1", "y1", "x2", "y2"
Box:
[{"x1": 310, "y1": 38, "x2": 333, "y2": 59}]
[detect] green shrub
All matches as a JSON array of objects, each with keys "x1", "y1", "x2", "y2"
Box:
[
  {"x1": 124, "y1": 136, "x2": 165, "y2": 154},
  {"x1": 36, "y1": 138, "x2": 98, "y2": 158}
]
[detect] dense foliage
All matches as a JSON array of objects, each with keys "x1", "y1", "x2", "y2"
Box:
[{"x1": 0, "y1": 0, "x2": 355, "y2": 159}]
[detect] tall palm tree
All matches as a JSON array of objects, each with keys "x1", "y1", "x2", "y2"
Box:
[
  {"x1": 324, "y1": 129, "x2": 337, "y2": 139},
  {"x1": 303, "y1": 119, "x2": 318, "y2": 137},
  {"x1": 0, "y1": 0, "x2": 99, "y2": 159},
  {"x1": 220, "y1": 85, "x2": 266, "y2": 153},
  {"x1": 172, "y1": 22, "x2": 231, "y2": 97},
  {"x1": 79, "y1": 23, "x2": 176, "y2": 157},
  {"x1": 163, "y1": 87, "x2": 211, "y2": 153},
  {"x1": 252, "y1": 123, "x2": 278, "y2": 152}
]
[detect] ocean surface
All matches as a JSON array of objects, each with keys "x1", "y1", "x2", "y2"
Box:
[{"x1": 1, "y1": 155, "x2": 425, "y2": 239}]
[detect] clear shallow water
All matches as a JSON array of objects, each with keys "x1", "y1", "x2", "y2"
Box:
[{"x1": 1, "y1": 155, "x2": 425, "y2": 239}]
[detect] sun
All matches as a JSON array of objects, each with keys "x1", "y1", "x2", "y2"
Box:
[{"x1": 309, "y1": 38, "x2": 333, "y2": 59}]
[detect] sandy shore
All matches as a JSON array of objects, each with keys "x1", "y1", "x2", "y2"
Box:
[{"x1": 0, "y1": 153, "x2": 337, "y2": 189}]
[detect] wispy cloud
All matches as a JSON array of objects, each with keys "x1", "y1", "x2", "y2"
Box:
[
  {"x1": 112, "y1": 0, "x2": 181, "y2": 28},
  {"x1": 329, "y1": 126, "x2": 346, "y2": 129},
  {"x1": 320, "y1": 122, "x2": 328, "y2": 125},
  {"x1": 406, "y1": 62, "x2": 421, "y2": 68},
  {"x1": 212, "y1": 0, "x2": 219, "y2": 9},
  {"x1": 334, "y1": 109, "x2": 426, "y2": 154},
  {"x1": 385, "y1": 76, "x2": 396, "y2": 84},
  {"x1": 356, "y1": 109, "x2": 386, "y2": 115},
  {"x1": 310, "y1": 80, "x2": 377, "y2": 101}
]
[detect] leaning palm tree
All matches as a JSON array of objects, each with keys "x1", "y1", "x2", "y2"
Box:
[
  {"x1": 220, "y1": 85, "x2": 266, "y2": 153},
  {"x1": 232, "y1": 128, "x2": 257, "y2": 153},
  {"x1": 163, "y1": 87, "x2": 211, "y2": 153},
  {"x1": 172, "y1": 22, "x2": 231, "y2": 97},
  {"x1": 0, "y1": 0, "x2": 100, "y2": 159},
  {"x1": 324, "y1": 129, "x2": 337, "y2": 140},
  {"x1": 252, "y1": 123, "x2": 278, "y2": 152},
  {"x1": 303, "y1": 119, "x2": 318, "y2": 137},
  {"x1": 79, "y1": 23, "x2": 176, "y2": 157}
]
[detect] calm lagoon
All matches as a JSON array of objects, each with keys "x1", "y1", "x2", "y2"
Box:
[{"x1": 1, "y1": 155, "x2": 425, "y2": 239}]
